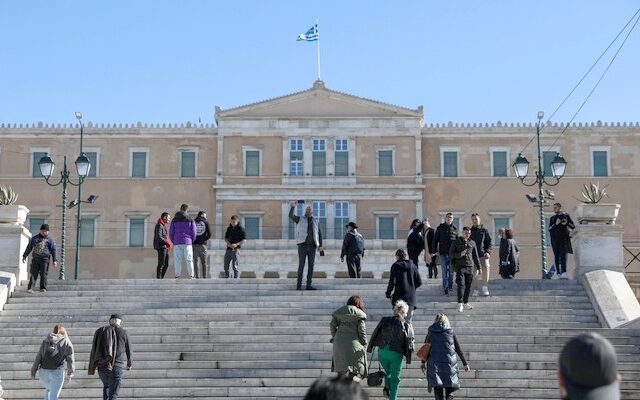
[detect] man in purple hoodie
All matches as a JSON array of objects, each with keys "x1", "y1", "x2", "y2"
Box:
[{"x1": 169, "y1": 204, "x2": 197, "y2": 279}]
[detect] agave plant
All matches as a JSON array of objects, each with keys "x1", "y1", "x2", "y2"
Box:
[
  {"x1": 0, "y1": 185, "x2": 19, "y2": 205},
  {"x1": 579, "y1": 182, "x2": 608, "y2": 204}
]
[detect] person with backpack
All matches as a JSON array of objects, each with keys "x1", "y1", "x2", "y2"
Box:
[
  {"x1": 31, "y1": 325, "x2": 75, "y2": 400},
  {"x1": 22, "y1": 223, "x2": 57, "y2": 293},
  {"x1": 340, "y1": 222, "x2": 365, "y2": 278}
]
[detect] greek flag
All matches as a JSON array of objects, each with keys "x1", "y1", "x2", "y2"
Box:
[{"x1": 297, "y1": 24, "x2": 318, "y2": 41}]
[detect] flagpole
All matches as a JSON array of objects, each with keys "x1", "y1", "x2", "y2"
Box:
[{"x1": 316, "y1": 19, "x2": 321, "y2": 81}]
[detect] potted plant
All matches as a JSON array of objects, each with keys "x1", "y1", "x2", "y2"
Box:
[
  {"x1": 0, "y1": 185, "x2": 29, "y2": 225},
  {"x1": 574, "y1": 182, "x2": 621, "y2": 224}
]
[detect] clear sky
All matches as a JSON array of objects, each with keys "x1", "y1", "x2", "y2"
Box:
[{"x1": 1, "y1": 1, "x2": 638, "y2": 125}]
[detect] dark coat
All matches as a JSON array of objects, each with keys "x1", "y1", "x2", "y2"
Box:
[
  {"x1": 341, "y1": 230, "x2": 365, "y2": 258},
  {"x1": 367, "y1": 316, "x2": 412, "y2": 363},
  {"x1": 426, "y1": 321, "x2": 460, "y2": 389},
  {"x1": 407, "y1": 225, "x2": 425, "y2": 256},
  {"x1": 224, "y1": 224, "x2": 246, "y2": 248},
  {"x1": 432, "y1": 223, "x2": 457, "y2": 255},
  {"x1": 499, "y1": 238, "x2": 519, "y2": 276},
  {"x1": 470, "y1": 225, "x2": 492, "y2": 257},
  {"x1": 549, "y1": 213, "x2": 575, "y2": 252},
  {"x1": 423, "y1": 226, "x2": 435, "y2": 254},
  {"x1": 449, "y1": 237, "x2": 481, "y2": 272},
  {"x1": 330, "y1": 305, "x2": 368, "y2": 378},
  {"x1": 169, "y1": 211, "x2": 197, "y2": 245},
  {"x1": 23, "y1": 233, "x2": 57, "y2": 262},
  {"x1": 153, "y1": 218, "x2": 170, "y2": 250},
  {"x1": 386, "y1": 259, "x2": 422, "y2": 309}
]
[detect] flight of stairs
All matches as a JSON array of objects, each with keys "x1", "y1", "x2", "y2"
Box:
[{"x1": 1, "y1": 278, "x2": 639, "y2": 399}]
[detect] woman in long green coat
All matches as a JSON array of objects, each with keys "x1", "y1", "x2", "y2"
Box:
[{"x1": 330, "y1": 295, "x2": 368, "y2": 379}]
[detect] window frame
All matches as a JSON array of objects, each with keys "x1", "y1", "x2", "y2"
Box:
[
  {"x1": 179, "y1": 148, "x2": 198, "y2": 178},
  {"x1": 334, "y1": 139, "x2": 350, "y2": 177},
  {"x1": 79, "y1": 217, "x2": 97, "y2": 248},
  {"x1": 82, "y1": 147, "x2": 100, "y2": 178},
  {"x1": 490, "y1": 147, "x2": 510, "y2": 177},
  {"x1": 376, "y1": 147, "x2": 395, "y2": 177},
  {"x1": 312, "y1": 139, "x2": 327, "y2": 176},
  {"x1": 127, "y1": 217, "x2": 147, "y2": 248},
  {"x1": 242, "y1": 215, "x2": 262, "y2": 240},
  {"x1": 129, "y1": 148, "x2": 149, "y2": 178},
  {"x1": 376, "y1": 216, "x2": 397, "y2": 240},
  {"x1": 440, "y1": 146, "x2": 460, "y2": 177},
  {"x1": 30, "y1": 147, "x2": 51, "y2": 178},
  {"x1": 289, "y1": 139, "x2": 304, "y2": 177},
  {"x1": 590, "y1": 146, "x2": 611, "y2": 177},
  {"x1": 243, "y1": 147, "x2": 262, "y2": 177}
]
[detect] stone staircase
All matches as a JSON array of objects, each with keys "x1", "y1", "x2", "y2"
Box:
[{"x1": 1, "y1": 278, "x2": 639, "y2": 399}]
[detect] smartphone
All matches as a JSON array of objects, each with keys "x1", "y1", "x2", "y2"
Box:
[
  {"x1": 319, "y1": 250, "x2": 325, "y2": 256},
  {"x1": 297, "y1": 200, "x2": 305, "y2": 204}
]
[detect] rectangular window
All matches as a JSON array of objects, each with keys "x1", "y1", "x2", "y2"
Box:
[
  {"x1": 28, "y1": 218, "x2": 45, "y2": 235},
  {"x1": 85, "y1": 151, "x2": 98, "y2": 177},
  {"x1": 289, "y1": 203, "x2": 305, "y2": 240},
  {"x1": 244, "y1": 217, "x2": 261, "y2": 240},
  {"x1": 493, "y1": 217, "x2": 511, "y2": 245},
  {"x1": 180, "y1": 150, "x2": 196, "y2": 177},
  {"x1": 312, "y1": 201, "x2": 327, "y2": 237},
  {"x1": 245, "y1": 150, "x2": 260, "y2": 176},
  {"x1": 80, "y1": 218, "x2": 96, "y2": 247},
  {"x1": 543, "y1": 151, "x2": 556, "y2": 177},
  {"x1": 312, "y1": 139, "x2": 326, "y2": 176},
  {"x1": 378, "y1": 150, "x2": 393, "y2": 176},
  {"x1": 32, "y1": 151, "x2": 48, "y2": 178},
  {"x1": 593, "y1": 151, "x2": 608, "y2": 177},
  {"x1": 128, "y1": 218, "x2": 145, "y2": 247},
  {"x1": 131, "y1": 151, "x2": 147, "y2": 178},
  {"x1": 335, "y1": 139, "x2": 349, "y2": 177},
  {"x1": 289, "y1": 139, "x2": 303, "y2": 176},
  {"x1": 378, "y1": 217, "x2": 395, "y2": 239},
  {"x1": 334, "y1": 202, "x2": 349, "y2": 239},
  {"x1": 443, "y1": 151, "x2": 458, "y2": 177},
  {"x1": 492, "y1": 151, "x2": 508, "y2": 177}
]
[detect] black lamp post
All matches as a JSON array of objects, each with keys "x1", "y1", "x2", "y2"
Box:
[
  {"x1": 38, "y1": 153, "x2": 91, "y2": 279},
  {"x1": 512, "y1": 111, "x2": 568, "y2": 278},
  {"x1": 74, "y1": 112, "x2": 87, "y2": 280}
]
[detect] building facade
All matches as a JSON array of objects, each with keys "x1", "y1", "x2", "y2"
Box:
[{"x1": 1, "y1": 80, "x2": 639, "y2": 279}]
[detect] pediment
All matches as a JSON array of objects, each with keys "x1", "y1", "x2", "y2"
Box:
[{"x1": 216, "y1": 81, "x2": 422, "y2": 120}]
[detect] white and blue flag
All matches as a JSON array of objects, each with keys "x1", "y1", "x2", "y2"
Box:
[{"x1": 297, "y1": 24, "x2": 318, "y2": 41}]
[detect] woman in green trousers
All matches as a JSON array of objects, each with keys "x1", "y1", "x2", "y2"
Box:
[{"x1": 367, "y1": 300, "x2": 412, "y2": 400}]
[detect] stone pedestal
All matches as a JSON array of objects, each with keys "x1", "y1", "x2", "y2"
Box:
[
  {"x1": 572, "y1": 219, "x2": 640, "y2": 328},
  {"x1": 0, "y1": 224, "x2": 31, "y2": 285},
  {"x1": 573, "y1": 224, "x2": 624, "y2": 275}
]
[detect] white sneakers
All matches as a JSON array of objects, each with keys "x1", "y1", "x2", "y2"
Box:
[
  {"x1": 560, "y1": 272, "x2": 569, "y2": 280},
  {"x1": 472, "y1": 289, "x2": 479, "y2": 297},
  {"x1": 482, "y1": 286, "x2": 490, "y2": 296},
  {"x1": 458, "y1": 303, "x2": 464, "y2": 312},
  {"x1": 458, "y1": 303, "x2": 474, "y2": 312}
]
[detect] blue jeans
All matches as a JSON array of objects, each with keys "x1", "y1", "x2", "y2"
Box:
[
  {"x1": 98, "y1": 367, "x2": 124, "y2": 400},
  {"x1": 297, "y1": 243, "x2": 316, "y2": 288},
  {"x1": 439, "y1": 255, "x2": 453, "y2": 290},
  {"x1": 38, "y1": 367, "x2": 65, "y2": 400}
]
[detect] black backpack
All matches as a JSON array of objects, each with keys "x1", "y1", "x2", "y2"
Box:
[
  {"x1": 40, "y1": 341, "x2": 62, "y2": 369},
  {"x1": 355, "y1": 234, "x2": 365, "y2": 254}
]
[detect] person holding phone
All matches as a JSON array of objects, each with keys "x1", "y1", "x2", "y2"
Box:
[
  {"x1": 289, "y1": 201, "x2": 323, "y2": 290},
  {"x1": 549, "y1": 202, "x2": 575, "y2": 280},
  {"x1": 449, "y1": 227, "x2": 481, "y2": 313}
]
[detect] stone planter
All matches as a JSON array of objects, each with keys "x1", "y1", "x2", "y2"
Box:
[
  {"x1": 0, "y1": 205, "x2": 29, "y2": 226},
  {"x1": 574, "y1": 203, "x2": 620, "y2": 224}
]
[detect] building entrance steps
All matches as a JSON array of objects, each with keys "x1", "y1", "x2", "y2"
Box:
[{"x1": 1, "y1": 279, "x2": 639, "y2": 399}]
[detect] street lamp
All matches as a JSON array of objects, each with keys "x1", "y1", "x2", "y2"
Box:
[
  {"x1": 74, "y1": 112, "x2": 87, "y2": 280},
  {"x1": 512, "y1": 111, "x2": 568, "y2": 278},
  {"x1": 38, "y1": 153, "x2": 91, "y2": 279}
]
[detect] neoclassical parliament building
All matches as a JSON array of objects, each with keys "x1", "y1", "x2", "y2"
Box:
[{"x1": 1, "y1": 80, "x2": 639, "y2": 279}]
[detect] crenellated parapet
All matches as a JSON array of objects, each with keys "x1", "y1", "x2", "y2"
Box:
[{"x1": 0, "y1": 121, "x2": 218, "y2": 136}]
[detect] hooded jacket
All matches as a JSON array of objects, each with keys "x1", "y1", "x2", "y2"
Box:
[
  {"x1": 23, "y1": 233, "x2": 57, "y2": 262},
  {"x1": 169, "y1": 211, "x2": 197, "y2": 246},
  {"x1": 425, "y1": 321, "x2": 467, "y2": 389},
  {"x1": 31, "y1": 333, "x2": 75, "y2": 377},
  {"x1": 193, "y1": 216, "x2": 212, "y2": 245},
  {"x1": 386, "y1": 258, "x2": 422, "y2": 309},
  {"x1": 153, "y1": 218, "x2": 171, "y2": 250},
  {"x1": 330, "y1": 305, "x2": 368, "y2": 378}
]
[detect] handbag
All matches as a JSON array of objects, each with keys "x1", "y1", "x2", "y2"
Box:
[
  {"x1": 416, "y1": 342, "x2": 431, "y2": 362},
  {"x1": 366, "y1": 349, "x2": 386, "y2": 387}
]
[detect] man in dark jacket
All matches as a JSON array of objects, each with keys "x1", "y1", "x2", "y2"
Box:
[
  {"x1": 193, "y1": 211, "x2": 211, "y2": 279},
  {"x1": 422, "y1": 218, "x2": 437, "y2": 279},
  {"x1": 153, "y1": 212, "x2": 172, "y2": 279},
  {"x1": 169, "y1": 204, "x2": 197, "y2": 279},
  {"x1": 470, "y1": 213, "x2": 492, "y2": 297},
  {"x1": 407, "y1": 219, "x2": 425, "y2": 269},
  {"x1": 224, "y1": 215, "x2": 246, "y2": 279},
  {"x1": 22, "y1": 223, "x2": 57, "y2": 293},
  {"x1": 431, "y1": 213, "x2": 457, "y2": 295},
  {"x1": 450, "y1": 227, "x2": 481, "y2": 313},
  {"x1": 386, "y1": 249, "x2": 422, "y2": 321},
  {"x1": 549, "y1": 203, "x2": 575, "y2": 280},
  {"x1": 89, "y1": 314, "x2": 132, "y2": 400},
  {"x1": 340, "y1": 222, "x2": 365, "y2": 278}
]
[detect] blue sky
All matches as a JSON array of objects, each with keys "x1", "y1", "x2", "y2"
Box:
[{"x1": 1, "y1": 1, "x2": 638, "y2": 125}]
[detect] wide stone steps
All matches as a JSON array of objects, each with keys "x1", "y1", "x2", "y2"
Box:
[{"x1": 1, "y1": 278, "x2": 639, "y2": 400}]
